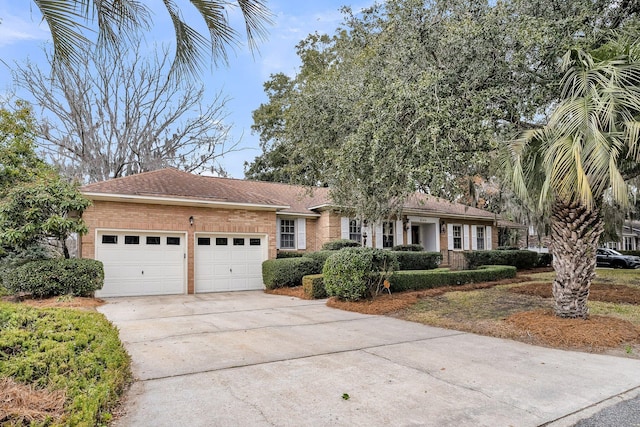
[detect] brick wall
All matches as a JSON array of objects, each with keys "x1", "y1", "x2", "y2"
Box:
[
  {"x1": 439, "y1": 220, "x2": 498, "y2": 267},
  {"x1": 81, "y1": 200, "x2": 277, "y2": 293}
]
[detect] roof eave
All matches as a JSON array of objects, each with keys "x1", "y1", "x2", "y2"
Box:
[{"x1": 83, "y1": 192, "x2": 289, "y2": 211}]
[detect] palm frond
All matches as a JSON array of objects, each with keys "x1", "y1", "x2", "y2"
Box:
[{"x1": 33, "y1": 0, "x2": 90, "y2": 66}]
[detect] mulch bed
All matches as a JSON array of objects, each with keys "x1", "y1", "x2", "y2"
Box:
[
  {"x1": 506, "y1": 309, "x2": 640, "y2": 349},
  {"x1": 1, "y1": 295, "x2": 105, "y2": 310},
  {"x1": 509, "y1": 282, "x2": 640, "y2": 305},
  {"x1": 0, "y1": 378, "x2": 65, "y2": 425}
]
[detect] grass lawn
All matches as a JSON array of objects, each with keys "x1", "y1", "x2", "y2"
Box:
[
  {"x1": 325, "y1": 268, "x2": 640, "y2": 358},
  {"x1": 0, "y1": 300, "x2": 131, "y2": 426}
]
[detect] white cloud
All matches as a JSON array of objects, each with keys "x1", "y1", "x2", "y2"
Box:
[{"x1": 0, "y1": 13, "x2": 50, "y2": 47}]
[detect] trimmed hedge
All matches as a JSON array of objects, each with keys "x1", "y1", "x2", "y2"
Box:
[
  {"x1": 393, "y1": 251, "x2": 441, "y2": 270},
  {"x1": 303, "y1": 250, "x2": 336, "y2": 272},
  {"x1": 391, "y1": 244, "x2": 424, "y2": 252},
  {"x1": 536, "y1": 253, "x2": 553, "y2": 267},
  {"x1": 262, "y1": 257, "x2": 318, "y2": 289},
  {"x1": 464, "y1": 250, "x2": 539, "y2": 270},
  {"x1": 620, "y1": 250, "x2": 640, "y2": 257},
  {"x1": 276, "y1": 251, "x2": 305, "y2": 259},
  {"x1": 4, "y1": 259, "x2": 104, "y2": 297},
  {"x1": 302, "y1": 274, "x2": 326, "y2": 299},
  {"x1": 390, "y1": 265, "x2": 517, "y2": 292},
  {"x1": 321, "y1": 239, "x2": 361, "y2": 250},
  {"x1": 323, "y1": 248, "x2": 399, "y2": 301}
]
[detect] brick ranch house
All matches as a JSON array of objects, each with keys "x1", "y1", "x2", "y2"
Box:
[{"x1": 79, "y1": 168, "x2": 502, "y2": 297}]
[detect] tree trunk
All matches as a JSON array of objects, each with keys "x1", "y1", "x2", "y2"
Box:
[{"x1": 548, "y1": 199, "x2": 604, "y2": 319}]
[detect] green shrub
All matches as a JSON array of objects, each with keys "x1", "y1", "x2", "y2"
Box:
[
  {"x1": 496, "y1": 246, "x2": 520, "y2": 250},
  {"x1": 321, "y1": 239, "x2": 362, "y2": 251},
  {"x1": 390, "y1": 265, "x2": 517, "y2": 292},
  {"x1": 323, "y1": 248, "x2": 399, "y2": 301},
  {"x1": 4, "y1": 259, "x2": 104, "y2": 297},
  {"x1": 536, "y1": 252, "x2": 553, "y2": 267},
  {"x1": 276, "y1": 251, "x2": 305, "y2": 259},
  {"x1": 0, "y1": 245, "x2": 59, "y2": 284},
  {"x1": 262, "y1": 257, "x2": 318, "y2": 289},
  {"x1": 302, "y1": 274, "x2": 326, "y2": 299},
  {"x1": 463, "y1": 250, "x2": 539, "y2": 270},
  {"x1": 304, "y1": 250, "x2": 336, "y2": 273},
  {"x1": 393, "y1": 251, "x2": 441, "y2": 270},
  {"x1": 391, "y1": 244, "x2": 424, "y2": 252},
  {"x1": 0, "y1": 302, "x2": 131, "y2": 426}
]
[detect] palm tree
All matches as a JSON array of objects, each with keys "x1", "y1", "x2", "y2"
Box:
[
  {"x1": 32, "y1": 0, "x2": 271, "y2": 75},
  {"x1": 507, "y1": 41, "x2": 640, "y2": 319}
]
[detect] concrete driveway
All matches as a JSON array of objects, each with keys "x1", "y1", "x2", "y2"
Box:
[{"x1": 98, "y1": 292, "x2": 640, "y2": 427}]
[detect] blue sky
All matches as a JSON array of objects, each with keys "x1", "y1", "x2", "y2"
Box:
[{"x1": 0, "y1": 1, "x2": 370, "y2": 178}]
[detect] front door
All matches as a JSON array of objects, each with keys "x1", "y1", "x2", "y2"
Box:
[{"x1": 411, "y1": 226, "x2": 421, "y2": 246}]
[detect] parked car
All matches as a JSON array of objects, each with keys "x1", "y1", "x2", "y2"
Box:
[{"x1": 596, "y1": 248, "x2": 640, "y2": 269}]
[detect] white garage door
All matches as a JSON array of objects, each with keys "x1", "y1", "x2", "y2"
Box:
[
  {"x1": 95, "y1": 231, "x2": 186, "y2": 297},
  {"x1": 195, "y1": 234, "x2": 267, "y2": 292}
]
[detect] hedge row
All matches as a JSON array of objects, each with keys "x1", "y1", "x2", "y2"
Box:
[
  {"x1": 4, "y1": 259, "x2": 104, "y2": 297},
  {"x1": 394, "y1": 251, "x2": 441, "y2": 270},
  {"x1": 620, "y1": 250, "x2": 640, "y2": 257},
  {"x1": 262, "y1": 257, "x2": 318, "y2": 289},
  {"x1": 464, "y1": 250, "x2": 539, "y2": 270},
  {"x1": 302, "y1": 274, "x2": 326, "y2": 299},
  {"x1": 389, "y1": 265, "x2": 517, "y2": 292}
]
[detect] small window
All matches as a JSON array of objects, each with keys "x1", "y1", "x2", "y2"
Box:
[
  {"x1": 166, "y1": 237, "x2": 180, "y2": 245},
  {"x1": 233, "y1": 238, "x2": 245, "y2": 246},
  {"x1": 382, "y1": 221, "x2": 394, "y2": 248},
  {"x1": 349, "y1": 219, "x2": 362, "y2": 243},
  {"x1": 146, "y1": 236, "x2": 161, "y2": 245},
  {"x1": 216, "y1": 238, "x2": 228, "y2": 246},
  {"x1": 476, "y1": 226, "x2": 485, "y2": 250},
  {"x1": 280, "y1": 219, "x2": 295, "y2": 249},
  {"x1": 198, "y1": 237, "x2": 211, "y2": 246},
  {"x1": 125, "y1": 235, "x2": 140, "y2": 245},
  {"x1": 452, "y1": 225, "x2": 462, "y2": 250},
  {"x1": 102, "y1": 235, "x2": 118, "y2": 244},
  {"x1": 249, "y1": 238, "x2": 261, "y2": 246}
]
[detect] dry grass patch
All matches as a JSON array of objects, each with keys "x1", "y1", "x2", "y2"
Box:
[
  {"x1": 508, "y1": 282, "x2": 640, "y2": 305},
  {"x1": 0, "y1": 378, "x2": 65, "y2": 425},
  {"x1": 265, "y1": 286, "x2": 308, "y2": 299}
]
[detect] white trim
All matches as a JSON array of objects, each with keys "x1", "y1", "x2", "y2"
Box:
[
  {"x1": 375, "y1": 223, "x2": 383, "y2": 248},
  {"x1": 448, "y1": 224, "x2": 454, "y2": 250},
  {"x1": 486, "y1": 225, "x2": 492, "y2": 250},
  {"x1": 395, "y1": 220, "x2": 404, "y2": 247},
  {"x1": 471, "y1": 226, "x2": 478, "y2": 250},
  {"x1": 406, "y1": 220, "x2": 412, "y2": 245},
  {"x1": 273, "y1": 211, "x2": 321, "y2": 218},
  {"x1": 276, "y1": 218, "x2": 281, "y2": 249},
  {"x1": 84, "y1": 192, "x2": 289, "y2": 211}
]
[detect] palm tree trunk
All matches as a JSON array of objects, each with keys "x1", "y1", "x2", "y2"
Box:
[{"x1": 548, "y1": 199, "x2": 604, "y2": 319}]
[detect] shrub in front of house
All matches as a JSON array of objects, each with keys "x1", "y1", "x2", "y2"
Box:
[
  {"x1": 303, "y1": 250, "x2": 336, "y2": 273},
  {"x1": 323, "y1": 248, "x2": 399, "y2": 301},
  {"x1": 321, "y1": 239, "x2": 362, "y2": 251},
  {"x1": 276, "y1": 251, "x2": 305, "y2": 259},
  {"x1": 393, "y1": 251, "x2": 442, "y2": 270},
  {"x1": 4, "y1": 259, "x2": 104, "y2": 297},
  {"x1": 463, "y1": 250, "x2": 538, "y2": 270},
  {"x1": 262, "y1": 257, "x2": 318, "y2": 289},
  {"x1": 536, "y1": 252, "x2": 553, "y2": 267},
  {"x1": 391, "y1": 244, "x2": 424, "y2": 252},
  {"x1": 390, "y1": 265, "x2": 517, "y2": 292},
  {"x1": 620, "y1": 250, "x2": 640, "y2": 257},
  {"x1": 302, "y1": 274, "x2": 326, "y2": 299}
]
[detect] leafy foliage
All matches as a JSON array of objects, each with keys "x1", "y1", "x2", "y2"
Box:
[
  {"x1": 392, "y1": 244, "x2": 424, "y2": 252},
  {"x1": 0, "y1": 302, "x2": 130, "y2": 426},
  {"x1": 3, "y1": 259, "x2": 104, "y2": 297},
  {"x1": 393, "y1": 251, "x2": 442, "y2": 271},
  {"x1": 321, "y1": 239, "x2": 361, "y2": 251},
  {"x1": 463, "y1": 250, "x2": 539, "y2": 270},
  {"x1": 323, "y1": 248, "x2": 399, "y2": 301},
  {"x1": 261, "y1": 257, "x2": 318, "y2": 289},
  {"x1": 390, "y1": 266, "x2": 517, "y2": 292},
  {"x1": 302, "y1": 274, "x2": 326, "y2": 299}
]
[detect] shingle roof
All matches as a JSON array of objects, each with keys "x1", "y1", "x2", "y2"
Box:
[{"x1": 81, "y1": 168, "x2": 500, "y2": 220}]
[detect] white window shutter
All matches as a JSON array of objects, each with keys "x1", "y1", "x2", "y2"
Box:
[
  {"x1": 486, "y1": 225, "x2": 492, "y2": 250},
  {"x1": 297, "y1": 218, "x2": 306, "y2": 250},
  {"x1": 463, "y1": 225, "x2": 470, "y2": 250},
  {"x1": 341, "y1": 217, "x2": 350, "y2": 239},
  {"x1": 375, "y1": 223, "x2": 383, "y2": 248},
  {"x1": 276, "y1": 218, "x2": 281, "y2": 249},
  {"x1": 447, "y1": 224, "x2": 454, "y2": 249},
  {"x1": 471, "y1": 226, "x2": 478, "y2": 250},
  {"x1": 395, "y1": 220, "x2": 404, "y2": 246},
  {"x1": 406, "y1": 220, "x2": 412, "y2": 245}
]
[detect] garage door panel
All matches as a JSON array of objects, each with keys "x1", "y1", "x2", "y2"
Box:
[
  {"x1": 195, "y1": 234, "x2": 266, "y2": 293},
  {"x1": 95, "y1": 231, "x2": 185, "y2": 297}
]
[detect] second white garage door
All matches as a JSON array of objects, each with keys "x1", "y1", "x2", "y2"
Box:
[{"x1": 195, "y1": 234, "x2": 267, "y2": 292}]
